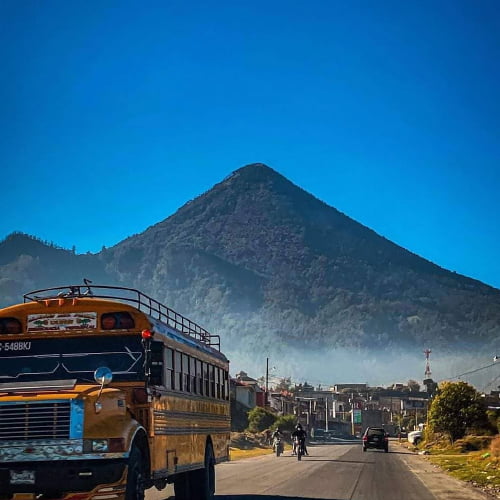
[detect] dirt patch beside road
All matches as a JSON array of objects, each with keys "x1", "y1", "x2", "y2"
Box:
[
  {"x1": 396, "y1": 441, "x2": 497, "y2": 499},
  {"x1": 230, "y1": 431, "x2": 270, "y2": 449}
]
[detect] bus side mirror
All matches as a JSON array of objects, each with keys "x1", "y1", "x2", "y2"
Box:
[
  {"x1": 94, "y1": 366, "x2": 113, "y2": 413},
  {"x1": 94, "y1": 366, "x2": 113, "y2": 386}
]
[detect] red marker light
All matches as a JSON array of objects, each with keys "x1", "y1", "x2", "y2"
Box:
[{"x1": 141, "y1": 329, "x2": 153, "y2": 339}]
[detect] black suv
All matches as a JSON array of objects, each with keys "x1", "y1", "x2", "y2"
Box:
[{"x1": 362, "y1": 427, "x2": 388, "y2": 452}]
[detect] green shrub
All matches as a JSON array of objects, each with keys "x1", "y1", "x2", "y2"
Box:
[
  {"x1": 272, "y1": 414, "x2": 297, "y2": 433},
  {"x1": 247, "y1": 407, "x2": 276, "y2": 433},
  {"x1": 486, "y1": 409, "x2": 499, "y2": 435}
]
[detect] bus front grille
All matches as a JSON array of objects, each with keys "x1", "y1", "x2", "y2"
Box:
[{"x1": 0, "y1": 402, "x2": 71, "y2": 441}]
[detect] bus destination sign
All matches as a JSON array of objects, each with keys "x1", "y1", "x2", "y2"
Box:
[{"x1": 27, "y1": 312, "x2": 97, "y2": 332}]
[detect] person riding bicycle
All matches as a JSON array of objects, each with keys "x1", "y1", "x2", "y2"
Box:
[{"x1": 291, "y1": 423, "x2": 308, "y2": 455}]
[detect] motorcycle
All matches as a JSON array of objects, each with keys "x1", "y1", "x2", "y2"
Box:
[
  {"x1": 293, "y1": 435, "x2": 304, "y2": 461},
  {"x1": 273, "y1": 436, "x2": 284, "y2": 457}
]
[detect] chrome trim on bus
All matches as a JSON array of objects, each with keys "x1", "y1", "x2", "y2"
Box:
[
  {"x1": 0, "y1": 399, "x2": 71, "y2": 441},
  {"x1": 153, "y1": 409, "x2": 230, "y2": 422},
  {"x1": 153, "y1": 427, "x2": 230, "y2": 435},
  {"x1": 0, "y1": 439, "x2": 129, "y2": 462},
  {"x1": 149, "y1": 388, "x2": 230, "y2": 403},
  {"x1": 0, "y1": 379, "x2": 77, "y2": 392}
]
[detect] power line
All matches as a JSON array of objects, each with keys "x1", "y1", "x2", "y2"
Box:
[
  {"x1": 481, "y1": 373, "x2": 500, "y2": 393},
  {"x1": 440, "y1": 361, "x2": 499, "y2": 382}
]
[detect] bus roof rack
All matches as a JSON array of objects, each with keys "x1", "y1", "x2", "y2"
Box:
[{"x1": 24, "y1": 284, "x2": 221, "y2": 351}]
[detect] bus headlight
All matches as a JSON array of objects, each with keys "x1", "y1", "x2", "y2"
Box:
[
  {"x1": 83, "y1": 438, "x2": 124, "y2": 453},
  {"x1": 91, "y1": 439, "x2": 109, "y2": 452}
]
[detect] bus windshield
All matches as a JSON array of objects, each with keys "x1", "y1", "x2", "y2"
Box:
[{"x1": 0, "y1": 336, "x2": 144, "y2": 384}]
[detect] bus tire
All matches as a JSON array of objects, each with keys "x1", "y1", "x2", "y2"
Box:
[
  {"x1": 194, "y1": 443, "x2": 215, "y2": 500},
  {"x1": 174, "y1": 472, "x2": 190, "y2": 500},
  {"x1": 125, "y1": 446, "x2": 146, "y2": 500}
]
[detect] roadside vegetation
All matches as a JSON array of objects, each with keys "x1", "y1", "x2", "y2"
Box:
[
  {"x1": 229, "y1": 430, "x2": 293, "y2": 461},
  {"x1": 406, "y1": 381, "x2": 500, "y2": 496},
  {"x1": 230, "y1": 434, "x2": 274, "y2": 461},
  {"x1": 230, "y1": 407, "x2": 298, "y2": 461},
  {"x1": 427, "y1": 381, "x2": 491, "y2": 443},
  {"x1": 246, "y1": 406, "x2": 297, "y2": 433},
  {"x1": 409, "y1": 435, "x2": 500, "y2": 497}
]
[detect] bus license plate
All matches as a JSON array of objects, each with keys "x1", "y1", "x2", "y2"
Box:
[{"x1": 10, "y1": 470, "x2": 35, "y2": 485}]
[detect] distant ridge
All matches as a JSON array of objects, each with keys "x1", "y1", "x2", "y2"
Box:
[
  {"x1": 0, "y1": 233, "x2": 115, "y2": 306},
  {"x1": 1, "y1": 163, "x2": 499, "y2": 356}
]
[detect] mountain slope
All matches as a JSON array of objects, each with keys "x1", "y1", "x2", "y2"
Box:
[
  {"x1": 99, "y1": 163, "x2": 500, "y2": 353},
  {"x1": 0, "y1": 233, "x2": 115, "y2": 306},
  {"x1": 1, "y1": 165, "x2": 498, "y2": 355}
]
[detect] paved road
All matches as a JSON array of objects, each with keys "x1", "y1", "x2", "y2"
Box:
[{"x1": 146, "y1": 440, "x2": 489, "y2": 500}]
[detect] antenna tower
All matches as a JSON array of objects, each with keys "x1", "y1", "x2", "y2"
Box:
[{"x1": 424, "y1": 349, "x2": 432, "y2": 378}]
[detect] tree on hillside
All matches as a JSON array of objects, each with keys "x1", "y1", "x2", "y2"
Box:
[{"x1": 427, "y1": 381, "x2": 489, "y2": 443}]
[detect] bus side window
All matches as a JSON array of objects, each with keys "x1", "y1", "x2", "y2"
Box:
[
  {"x1": 223, "y1": 370, "x2": 229, "y2": 400},
  {"x1": 165, "y1": 348, "x2": 174, "y2": 390},
  {"x1": 190, "y1": 357, "x2": 196, "y2": 394},
  {"x1": 196, "y1": 359, "x2": 202, "y2": 395},
  {"x1": 215, "y1": 367, "x2": 221, "y2": 399},
  {"x1": 217, "y1": 368, "x2": 223, "y2": 400},
  {"x1": 175, "y1": 351, "x2": 182, "y2": 391},
  {"x1": 182, "y1": 353, "x2": 189, "y2": 393},
  {"x1": 203, "y1": 362, "x2": 209, "y2": 396},
  {"x1": 210, "y1": 365, "x2": 216, "y2": 398}
]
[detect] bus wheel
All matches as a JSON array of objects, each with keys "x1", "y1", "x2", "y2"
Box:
[
  {"x1": 125, "y1": 446, "x2": 146, "y2": 500},
  {"x1": 174, "y1": 472, "x2": 190, "y2": 500},
  {"x1": 195, "y1": 443, "x2": 215, "y2": 500}
]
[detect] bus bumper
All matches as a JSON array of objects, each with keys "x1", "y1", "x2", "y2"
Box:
[{"x1": 0, "y1": 459, "x2": 128, "y2": 500}]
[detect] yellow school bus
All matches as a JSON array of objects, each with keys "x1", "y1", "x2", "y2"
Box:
[{"x1": 0, "y1": 284, "x2": 230, "y2": 500}]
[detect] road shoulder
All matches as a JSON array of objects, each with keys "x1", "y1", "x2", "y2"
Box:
[{"x1": 395, "y1": 444, "x2": 494, "y2": 499}]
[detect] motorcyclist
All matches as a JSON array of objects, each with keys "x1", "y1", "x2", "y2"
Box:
[
  {"x1": 291, "y1": 423, "x2": 308, "y2": 456},
  {"x1": 272, "y1": 427, "x2": 283, "y2": 441},
  {"x1": 272, "y1": 427, "x2": 283, "y2": 453}
]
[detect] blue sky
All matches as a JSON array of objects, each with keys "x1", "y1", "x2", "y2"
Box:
[{"x1": 2, "y1": 0, "x2": 500, "y2": 289}]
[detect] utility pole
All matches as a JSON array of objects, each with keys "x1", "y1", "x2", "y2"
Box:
[
  {"x1": 265, "y1": 357, "x2": 269, "y2": 406},
  {"x1": 325, "y1": 397, "x2": 329, "y2": 431}
]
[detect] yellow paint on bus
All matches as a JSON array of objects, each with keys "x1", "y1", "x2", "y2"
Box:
[{"x1": 0, "y1": 284, "x2": 230, "y2": 500}]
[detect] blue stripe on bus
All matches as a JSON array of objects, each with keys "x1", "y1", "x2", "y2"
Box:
[{"x1": 148, "y1": 318, "x2": 228, "y2": 362}]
